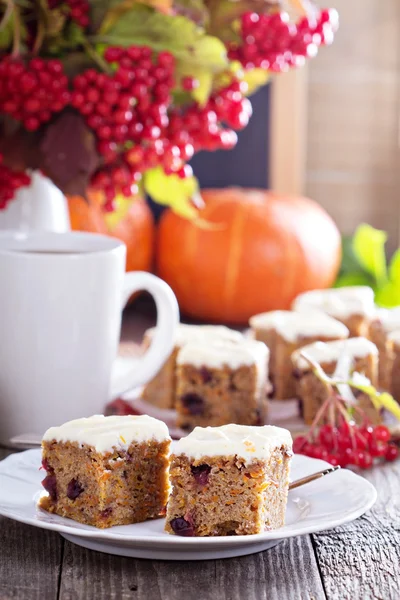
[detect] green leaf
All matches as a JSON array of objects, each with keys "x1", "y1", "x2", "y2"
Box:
[
  {"x1": 352, "y1": 223, "x2": 388, "y2": 286},
  {"x1": 375, "y1": 281, "x2": 400, "y2": 308},
  {"x1": 334, "y1": 272, "x2": 374, "y2": 289},
  {"x1": 389, "y1": 248, "x2": 400, "y2": 283},
  {"x1": 144, "y1": 167, "x2": 199, "y2": 218},
  {"x1": 97, "y1": 5, "x2": 227, "y2": 71},
  {"x1": 349, "y1": 382, "x2": 400, "y2": 421}
]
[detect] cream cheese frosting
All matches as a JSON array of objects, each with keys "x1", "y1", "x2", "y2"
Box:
[
  {"x1": 292, "y1": 337, "x2": 378, "y2": 370},
  {"x1": 146, "y1": 323, "x2": 243, "y2": 347},
  {"x1": 249, "y1": 310, "x2": 349, "y2": 342},
  {"x1": 173, "y1": 424, "x2": 292, "y2": 462},
  {"x1": 42, "y1": 414, "x2": 171, "y2": 454},
  {"x1": 374, "y1": 307, "x2": 400, "y2": 333},
  {"x1": 292, "y1": 286, "x2": 375, "y2": 319}
]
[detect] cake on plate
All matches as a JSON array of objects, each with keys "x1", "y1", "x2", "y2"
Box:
[
  {"x1": 249, "y1": 310, "x2": 349, "y2": 400},
  {"x1": 369, "y1": 307, "x2": 400, "y2": 389},
  {"x1": 165, "y1": 424, "x2": 292, "y2": 537},
  {"x1": 141, "y1": 324, "x2": 243, "y2": 409},
  {"x1": 175, "y1": 339, "x2": 269, "y2": 431},
  {"x1": 386, "y1": 330, "x2": 400, "y2": 401},
  {"x1": 292, "y1": 337, "x2": 380, "y2": 425},
  {"x1": 39, "y1": 414, "x2": 171, "y2": 528},
  {"x1": 292, "y1": 286, "x2": 375, "y2": 338}
]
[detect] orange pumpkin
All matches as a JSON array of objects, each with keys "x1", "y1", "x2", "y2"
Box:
[
  {"x1": 156, "y1": 188, "x2": 342, "y2": 324},
  {"x1": 68, "y1": 192, "x2": 155, "y2": 272}
]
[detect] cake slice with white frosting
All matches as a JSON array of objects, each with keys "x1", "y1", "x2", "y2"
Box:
[
  {"x1": 39, "y1": 414, "x2": 171, "y2": 528},
  {"x1": 175, "y1": 339, "x2": 269, "y2": 431},
  {"x1": 141, "y1": 324, "x2": 244, "y2": 409},
  {"x1": 165, "y1": 424, "x2": 292, "y2": 536},
  {"x1": 292, "y1": 286, "x2": 375, "y2": 337},
  {"x1": 249, "y1": 310, "x2": 349, "y2": 400}
]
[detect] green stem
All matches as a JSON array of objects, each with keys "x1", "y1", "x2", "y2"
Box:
[
  {"x1": 11, "y1": 3, "x2": 20, "y2": 56},
  {"x1": 82, "y1": 40, "x2": 112, "y2": 73}
]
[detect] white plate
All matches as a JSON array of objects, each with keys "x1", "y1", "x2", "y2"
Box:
[{"x1": 0, "y1": 449, "x2": 377, "y2": 560}]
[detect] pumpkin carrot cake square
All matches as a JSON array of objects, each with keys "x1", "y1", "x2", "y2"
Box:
[
  {"x1": 369, "y1": 307, "x2": 400, "y2": 389},
  {"x1": 39, "y1": 415, "x2": 171, "y2": 528},
  {"x1": 292, "y1": 286, "x2": 375, "y2": 338},
  {"x1": 249, "y1": 310, "x2": 349, "y2": 400},
  {"x1": 141, "y1": 324, "x2": 243, "y2": 409},
  {"x1": 165, "y1": 424, "x2": 292, "y2": 537},
  {"x1": 292, "y1": 337, "x2": 380, "y2": 425},
  {"x1": 385, "y1": 330, "x2": 400, "y2": 402},
  {"x1": 175, "y1": 339, "x2": 269, "y2": 431}
]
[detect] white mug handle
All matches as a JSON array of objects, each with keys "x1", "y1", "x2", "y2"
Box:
[{"x1": 110, "y1": 271, "x2": 179, "y2": 398}]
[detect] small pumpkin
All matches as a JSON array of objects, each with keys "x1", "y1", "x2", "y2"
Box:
[
  {"x1": 68, "y1": 192, "x2": 155, "y2": 273},
  {"x1": 156, "y1": 188, "x2": 342, "y2": 324}
]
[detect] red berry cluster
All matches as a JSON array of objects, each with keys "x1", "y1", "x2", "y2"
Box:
[
  {"x1": 0, "y1": 57, "x2": 70, "y2": 131},
  {"x1": 47, "y1": 0, "x2": 90, "y2": 28},
  {"x1": 294, "y1": 422, "x2": 398, "y2": 470},
  {"x1": 0, "y1": 154, "x2": 31, "y2": 210},
  {"x1": 228, "y1": 8, "x2": 339, "y2": 72},
  {"x1": 71, "y1": 46, "x2": 176, "y2": 210},
  {"x1": 166, "y1": 80, "x2": 251, "y2": 160}
]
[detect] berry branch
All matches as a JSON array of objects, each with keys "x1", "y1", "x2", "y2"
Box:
[{"x1": 293, "y1": 353, "x2": 400, "y2": 469}]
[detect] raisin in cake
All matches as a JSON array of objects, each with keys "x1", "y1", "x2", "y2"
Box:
[
  {"x1": 369, "y1": 307, "x2": 400, "y2": 389},
  {"x1": 249, "y1": 310, "x2": 349, "y2": 400},
  {"x1": 141, "y1": 324, "x2": 243, "y2": 409},
  {"x1": 292, "y1": 286, "x2": 375, "y2": 337},
  {"x1": 39, "y1": 415, "x2": 171, "y2": 528},
  {"x1": 292, "y1": 337, "x2": 380, "y2": 425},
  {"x1": 165, "y1": 424, "x2": 292, "y2": 537},
  {"x1": 175, "y1": 339, "x2": 269, "y2": 431}
]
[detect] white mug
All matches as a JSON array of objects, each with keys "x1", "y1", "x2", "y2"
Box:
[{"x1": 0, "y1": 231, "x2": 179, "y2": 444}]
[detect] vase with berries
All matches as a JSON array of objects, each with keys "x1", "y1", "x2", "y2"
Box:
[{"x1": 0, "y1": 0, "x2": 339, "y2": 233}]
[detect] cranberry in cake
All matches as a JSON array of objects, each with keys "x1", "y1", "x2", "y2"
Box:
[
  {"x1": 369, "y1": 307, "x2": 400, "y2": 389},
  {"x1": 141, "y1": 324, "x2": 243, "y2": 409},
  {"x1": 175, "y1": 339, "x2": 269, "y2": 431},
  {"x1": 249, "y1": 310, "x2": 349, "y2": 400},
  {"x1": 292, "y1": 337, "x2": 380, "y2": 425},
  {"x1": 292, "y1": 286, "x2": 375, "y2": 338},
  {"x1": 165, "y1": 424, "x2": 292, "y2": 536},
  {"x1": 39, "y1": 415, "x2": 171, "y2": 528}
]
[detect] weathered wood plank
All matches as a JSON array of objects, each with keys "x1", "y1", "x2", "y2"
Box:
[
  {"x1": 59, "y1": 535, "x2": 325, "y2": 600},
  {"x1": 0, "y1": 448, "x2": 63, "y2": 600},
  {"x1": 312, "y1": 461, "x2": 400, "y2": 600},
  {"x1": 0, "y1": 519, "x2": 63, "y2": 600}
]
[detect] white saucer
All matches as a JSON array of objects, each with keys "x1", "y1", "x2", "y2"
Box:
[{"x1": 0, "y1": 449, "x2": 377, "y2": 560}]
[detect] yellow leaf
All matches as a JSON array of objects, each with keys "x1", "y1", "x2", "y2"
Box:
[{"x1": 104, "y1": 194, "x2": 134, "y2": 230}]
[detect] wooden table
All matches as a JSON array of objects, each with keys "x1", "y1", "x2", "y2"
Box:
[{"x1": 1, "y1": 306, "x2": 400, "y2": 599}]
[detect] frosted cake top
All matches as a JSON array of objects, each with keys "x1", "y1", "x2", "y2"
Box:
[
  {"x1": 292, "y1": 286, "x2": 375, "y2": 319},
  {"x1": 177, "y1": 338, "x2": 268, "y2": 369},
  {"x1": 374, "y1": 307, "x2": 400, "y2": 333},
  {"x1": 146, "y1": 323, "x2": 243, "y2": 347},
  {"x1": 249, "y1": 310, "x2": 349, "y2": 342},
  {"x1": 174, "y1": 424, "x2": 292, "y2": 462},
  {"x1": 43, "y1": 414, "x2": 170, "y2": 454},
  {"x1": 292, "y1": 337, "x2": 378, "y2": 370}
]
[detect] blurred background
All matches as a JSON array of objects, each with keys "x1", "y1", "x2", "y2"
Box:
[{"x1": 189, "y1": 0, "x2": 400, "y2": 253}]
